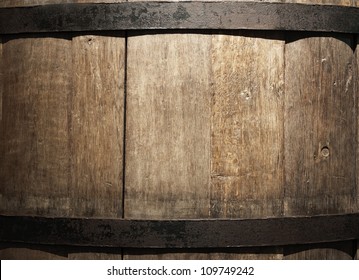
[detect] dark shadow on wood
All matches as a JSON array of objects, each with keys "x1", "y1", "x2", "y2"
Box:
[
  {"x1": 283, "y1": 240, "x2": 356, "y2": 260},
  {"x1": 285, "y1": 31, "x2": 355, "y2": 50},
  {"x1": 1, "y1": 31, "x2": 126, "y2": 43}
]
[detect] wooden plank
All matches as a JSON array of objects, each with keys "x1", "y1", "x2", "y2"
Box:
[
  {"x1": 209, "y1": 31, "x2": 284, "y2": 260},
  {"x1": 283, "y1": 0, "x2": 357, "y2": 261},
  {"x1": 284, "y1": 35, "x2": 356, "y2": 216},
  {"x1": 124, "y1": 33, "x2": 211, "y2": 259},
  {"x1": 210, "y1": 32, "x2": 284, "y2": 220},
  {"x1": 283, "y1": 34, "x2": 356, "y2": 260},
  {"x1": 124, "y1": 31, "x2": 285, "y2": 259},
  {"x1": 0, "y1": 36, "x2": 72, "y2": 217},
  {"x1": 66, "y1": 34, "x2": 125, "y2": 260},
  {"x1": 68, "y1": 34, "x2": 124, "y2": 219},
  {"x1": 0, "y1": 34, "x2": 125, "y2": 259},
  {"x1": 125, "y1": 33, "x2": 212, "y2": 220},
  {"x1": 0, "y1": 36, "x2": 72, "y2": 259}
]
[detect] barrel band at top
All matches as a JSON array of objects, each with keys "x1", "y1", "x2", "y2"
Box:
[
  {"x1": 0, "y1": 2, "x2": 359, "y2": 34},
  {"x1": 0, "y1": 213, "x2": 358, "y2": 248}
]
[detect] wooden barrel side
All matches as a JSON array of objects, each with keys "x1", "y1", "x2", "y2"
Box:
[
  {"x1": 0, "y1": 0, "x2": 358, "y2": 260},
  {"x1": 0, "y1": 34, "x2": 126, "y2": 259},
  {"x1": 281, "y1": 0, "x2": 357, "y2": 260}
]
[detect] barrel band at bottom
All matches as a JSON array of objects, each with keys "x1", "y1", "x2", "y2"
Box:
[{"x1": 0, "y1": 213, "x2": 358, "y2": 248}]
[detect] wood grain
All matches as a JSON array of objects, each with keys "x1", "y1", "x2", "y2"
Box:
[
  {"x1": 0, "y1": 36, "x2": 72, "y2": 259},
  {"x1": 124, "y1": 31, "x2": 285, "y2": 259},
  {"x1": 210, "y1": 32, "x2": 284, "y2": 220},
  {"x1": 282, "y1": 0, "x2": 357, "y2": 260},
  {"x1": 0, "y1": 37, "x2": 72, "y2": 217},
  {"x1": 283, "y1": 36, "x2": 356, "y2": 260},
  {"x1": 124, "y1": 33, "x2": 211, "y2": 259},
  {"x1": 284, "y1": 35, "x2": 356, "y2": 217},
  {"x1": 0, "y1": 34, "x2": 125, "y2": 259},
  {"x1": 125, "y1": 33, "x2": 212, "y2": 220},
  {"x1": 69, "y1": 35, "x2": 124, "y2": 218},
  {"x1": 208, "y1": 31, "x2": 284, "y2": 260}
]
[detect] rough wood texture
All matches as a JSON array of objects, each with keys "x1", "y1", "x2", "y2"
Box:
[
  {"x1": 210, "y1": 32, "x2": 284, "y2": 220},
  {"x1": 125, "y1": 33, "x2": 211, "y2": 220},
  {"x1": 283, "y1": 35, "x2": 356, "y2": 260},
  {"x1": 125, "y1": 33, "x2": 211, "y2": 259},
  {"x1": 284, "y1": 35, "x2": 356, "y2": 217},
  {"x1": 282, "y1": 0, "x2": 357, "y2": 260},
  {"x1": 0, "y1": 34, "x2": 125, "y2": 259},
  {"x1": 70, "y1": 35, "x2": 124, "y2": 218},
  {"x1": 124, "y1": 31, "x2": 284, "y2": 259},
  {"x1": 0, "y1": 37, "x2": 72, "y2": 217},
  {"x1": 1, "y1": 0, "x2": 358, "y2": 260},
  {"x1": 0, "y1": 35, "x2": 125, "y2": 218}
]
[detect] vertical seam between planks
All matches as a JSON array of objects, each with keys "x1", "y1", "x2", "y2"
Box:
[
  {"x1": 122, "y1": 32, "x2": 128, "y2": 220},
  {"x1": 121, "y1": 30, "x2": 129, "y2": 261},
  {"x1": 122, "y1": 0, "x2": 130, "y2": 261},
  {"x1": 355, "y1": 33, "x2": 358, "y2": 259},
  {"x1": 282, "y1": 32, "x2": 287, "y2": 260},
  {"x1": 209, "y1": 33, "x2": 213, "y2": 218},
  {"x1": 68, "y1": 34, "x2": 75, "y2": 219},
  {"x1": 355, "y1": 33, "x2": 358, "y2": 212},
  {"x1": 282, "y1": 32, "x2": 287, "y2": 219}
]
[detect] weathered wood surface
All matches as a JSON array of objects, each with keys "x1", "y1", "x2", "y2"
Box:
[
  {"x1": 0, "y1": 37, "x2": 72, "y2": 217},
  {"x1": 284, "y1": 35, "x2": 356, "y2": 217},
  {"x1": 210, "y1": 32, "x2": 284, "y2": 220},
  {"x1": 282, "y1": 0, "x2": 357, "y2": 260},
  {"x1": 70, "y1": 35, "x2": 124, "y2": 218},
  {"x1": 124, "y1": 31, "x2": 284, "y2": 259},
  {"x1": 0, "y1": 34, "x2": 125, "y2": 259},
  {"x1": 125, "y1": 33, "x2": 211, "y2": 220},
  {"x1": 1, "y1": 0, "x2": 358, "y2": 260}
]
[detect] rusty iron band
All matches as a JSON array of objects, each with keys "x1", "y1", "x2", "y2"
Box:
[
  {"x1": 0, "y1": 2, "x2": 358, "y2": 34},
  {"x1": 0, "y1": 214, "x2": 358, "y2": 248}
]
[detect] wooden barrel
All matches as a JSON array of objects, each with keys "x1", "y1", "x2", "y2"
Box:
[{"x1": 0, "y1": 0, "x2": 358, "y2": 260}]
